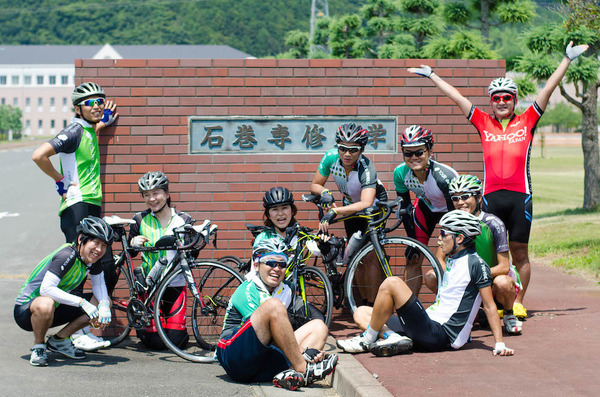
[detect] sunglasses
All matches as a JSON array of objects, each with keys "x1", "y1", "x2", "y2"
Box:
[
  {"x1": 403, "y1": 149, "x2": 426, "y2": 158},
  {"x1": 338, "y1": 144, "x2": 361, "y2": 154},
  {"x1": 451, "y1": 193, "x2": 474, "y2": 202},
  {"x1": 491, "y1": 94, "x2": 514, "y2": 103},
  {"x1": 80, "y1": 98, "x2": 105, "y2": 107},
  {"x1": 261, "y1": 260, "x2": 287, "y2": 269},
  {"x1": 439, "y1": 229, "x2": 457, "y2": 238}
]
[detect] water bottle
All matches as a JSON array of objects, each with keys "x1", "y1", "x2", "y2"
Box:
[
  {"x1": 134, "y1": 267, "x2": 147, "y2": 292},
  {"x1": 146, "y1": 257, "x2": 167, "y2": 287},
  {"x1": 343, "y1": 231, "x2": 363, "y2": 265}
]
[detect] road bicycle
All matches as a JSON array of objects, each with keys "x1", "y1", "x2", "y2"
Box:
[
  {"x1": 103, "y1": 215, "x2": 244, "y2": 363},
  {"x1": 300, "y1": 193, "x2": 443, "y2": 314}
]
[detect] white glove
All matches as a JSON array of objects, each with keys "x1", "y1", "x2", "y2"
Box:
[
  {"x1": 130, "y1": 235, "x2": 147, "y2": 247},
  {"x1": 408, "y1": 64, "x2": 433, "y2": 78},
  {"x1": 98, "y1": 300, "x2": 111, "y2": 324},
  {"x1": 565, "y1": 41, "x2": 588, "y2": 61},
  {"x1": 80, "y1": 299, "x2": 99, "y2": 320}
]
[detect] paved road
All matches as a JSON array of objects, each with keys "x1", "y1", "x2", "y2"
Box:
[{"x1": 0, "y1": 144, "x2": 63, "y2": 276}]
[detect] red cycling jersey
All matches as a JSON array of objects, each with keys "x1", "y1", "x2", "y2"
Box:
[{"x1": 468, "y1": 103, "x2": 543, "y2": 195}]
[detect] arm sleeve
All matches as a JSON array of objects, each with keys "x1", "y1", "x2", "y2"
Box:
[
  {"x1": 90, "y1": 272, "x2": 109, "y2": 303},
  {"x1": 317, "y1": 150, "x2": 337, "y2": 177},
  {"x1": 393, "y1": 164, "x2": 409, "y2": 195},
  {"x1": 40, "y1": 272, "x2": 84, "y2": 307},
  {"x1": 47, "y1": 123, "x2": 82, "y2": 154}
]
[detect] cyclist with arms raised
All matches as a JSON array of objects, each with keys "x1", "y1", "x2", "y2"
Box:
[
  {"x1": 32, "y1": 82, "x2": 118, "y2": 350},
  {"x1": 337, "y1": 211, "x2": 513, "y2": 357},
  {"x1": 128, "y1": 171, "x2": 196, "y2": 350},
  {"x1": 217, "y1": 239, "x2": 337, "y2": 391},
  {"x1": 14, "y1": 217, "x2": 114, "y2": 366},
  {"x1": 310, "y1": 123, "x2": 388, "y2": 303},
  {"x1": 393, "y1": 125, "x2": 457, "y2": 296},
  {"x1": 408, "y1": 41, "x2": 588, "y2": 319}
]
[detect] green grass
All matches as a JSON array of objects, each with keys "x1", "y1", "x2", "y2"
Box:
[{"x1": 529, "y1": 145, "x2": 600, "y2": 281}]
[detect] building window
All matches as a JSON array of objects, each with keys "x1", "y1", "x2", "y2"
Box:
[
  {"x1": 63, "y1": 120, "x2": 68, "y2": 128},
  {"x1": 38, "y1": 97, "x2": 43, "y2": 112},
  {"x1": 36, "y1": 75, "x2": 44, "y2": 85},
  {"x1": 0, "y1": 76, "x2": 6, "y2": 85},
  {"x1": 1, "y1": 98, "x2": 4, "y2": 105},
  {"x1": 51, "y1": 120, "x2": 56, "y2": 128},
  {"x1": 26, "y1": 120, "x2": 31, "y2": 128},
  {"x1": 63, "y1": 97, "x2": 67, "y2": 105},
  {"x1": 61, "y1": 75, "x2": 69, "y2": 85},
  {"x1": 49, "y1": 75, "x2": 56, "y2": 85},
  {"x1": 26, "y1": 98, "x2": 30, "y2": 106},
  {"x1": 24, "y1": 75, "x2": 31, "y2": 85},
  {"x1": 11, "y1": 75, "x2": 19, "y2": 85},
  {"x1": 38, "y1": 98, "x2": 42, "y2": 106},
  {"x1": 38, "y1": 120, "x2": 42, "y2": 128},
  {"x1": 13, "y1": 97, "x2": 18, "y2": 106},
  {"x1": 50, "y1": 98, "x2": 55, "y2": 106}
]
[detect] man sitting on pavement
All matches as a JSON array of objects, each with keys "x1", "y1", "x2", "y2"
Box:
[
  {"x1": 337, "y1": 210, "x2": 514, "y2": 357},
  {"x1": 427, "y1": 174, "x2": 523, "y2": 335},
  {"x1": 216, "y1": 238, "x2": 337, "y2": 391}
]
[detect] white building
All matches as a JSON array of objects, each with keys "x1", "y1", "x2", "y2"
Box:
[{"x1": 0, "y1": 44, "x2": 253, "y2": 136}]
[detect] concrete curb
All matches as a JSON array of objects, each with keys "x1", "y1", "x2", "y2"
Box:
[{"x1": 327, "y1": 336, "x2": 393, "y2": 397}]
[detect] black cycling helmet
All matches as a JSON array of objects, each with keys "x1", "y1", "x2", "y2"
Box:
[
  {"x1": 77, "y1": 216, "x2": 114, "y2": 244},
  {"x1": 263, "y1": 187, "x2": 294, "y2": 209},
  {"x1": 71, "y1": 82, "x2": 105, "y2": 105},
  {"x1": 335, "y1": 123, "x2": 369, "y2": 147},
  {"x1": 138, "y1": 171, "x2": 169, "y2": 192}
]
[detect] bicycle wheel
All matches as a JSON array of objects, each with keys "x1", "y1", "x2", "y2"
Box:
[
  {"x1": 106, "y1": 253, "x2": 133, "y2": 346},
  {"x1": 154, "y1": 260, "x2": 243, "y2": 363},
  {"x1": 344, "y1": 236, "x2": 443, "y2": 313},
  {"x1": 218, "y1": 255, "x2": 248, "y2": 274},
  {"x1": 288, "y1": 266, "x2": 334, "y2": 328}
]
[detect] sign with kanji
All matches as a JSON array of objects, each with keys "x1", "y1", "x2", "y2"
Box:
[{"x1": 189, "y1": 117, "x2": 397, "y2": 154}]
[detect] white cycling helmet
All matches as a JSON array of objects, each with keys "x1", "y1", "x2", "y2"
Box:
[
  {"x1": 72, "y1": 82, "x2": 105, "y2": 105},
  {"x1": 252, "y1": 237, "x2": 289, "y2": 260},
  {"x1": 449, "y1": 175, "x2": 483, "y2": 195},
  {"x1": 488, "y1": 77, "x2": 518, "y2": 97},
  {"x1": 439, "y1": 210, "x2": 481, "y2": 238}
]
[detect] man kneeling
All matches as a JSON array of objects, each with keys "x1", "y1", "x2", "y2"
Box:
[
  {"x1": 337, "y1": 210, "x2": 514, "y2": 357},
  {"x1": 216, "y1": 238, "x2": 337, "y2": 390}
]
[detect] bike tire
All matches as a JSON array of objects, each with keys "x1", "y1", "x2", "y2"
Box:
[
  {"x1": 106, "y1": 253, "x2": 133, "y2": 347},
  {"x1": 218, "y1": 255, "x2": 248, "y2": 274},
  {"x1": 289, "y1": 266, "x2": 334, "y2": 328},
  {"x1": 344, "y1": 236, "x2": 443, "y2": 313},
  {"x1": 154, "y1": 260, "x2": 243, "y2": 363}
]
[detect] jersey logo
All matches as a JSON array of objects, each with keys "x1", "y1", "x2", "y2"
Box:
[
  {"x1": 58, "y1": 134, "x2": 68, "y2": 141},
  {"x1": 482, "y1": 127, "x2": 527, "y2": 144}
]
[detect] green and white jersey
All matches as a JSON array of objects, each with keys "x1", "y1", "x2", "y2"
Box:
[
  {"x1": 317, "y1": 149, "x2": 387, "y2": 206},
  {"x1": 129, "y1": 208, "x2": 195, "y2": 274},
  {"x1": 15, "y1": 243, "x2": 102, "y2": 306},
  {"x1": 48, "y1": 118, "x2": 102, "y2": 215}
]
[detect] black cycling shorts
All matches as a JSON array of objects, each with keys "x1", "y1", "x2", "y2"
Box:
[
  {"x1": 60, "y1": 202, "x2": 102, "y2": 243},
  {"x1": 14, "y1": 292, "x2": 92, "y2": 332},
  {"x1": 483, "y1": 189, "x2": 532, "y2": 244},
  {"x1": 386, "y1": 295, "x2": 450, "y2": 352}
]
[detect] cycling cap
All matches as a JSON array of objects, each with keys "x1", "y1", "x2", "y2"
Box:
[
  {"x1": 449, "y1": 174, "x2": 483, "y2": 195},
  {"x1": 252, "y1": 238, "x2": 288, "y2": 260},
  {"x1": 138, "y1": 171, "x2": 169, "y2": 192},
  {"x1": 335, "y1": 123, "x2": 369, "y2": 147},
  {"x1": 72, "y1": 82, "x2": 105, "y2": 105},
  {"x1": 400, "y1": 125, "x2": 434, "y2": 148},
  {"x1": 439, "y1": 210, "x2": 481, "y2": 238},
  {"x1": 78, "y1": 216, "x2": 114, "y2": 244},
  {"x1": 263, "y1": 186, "x2": 294, "y2": 209},
  {"x1": 488, "y1": 77, "x2": 518, "y2": 97}
]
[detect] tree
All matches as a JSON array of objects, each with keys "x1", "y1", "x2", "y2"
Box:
[
  {"x1": 0, "y1": 105, "x2": 23, "y2": 141},
  {"x1": 516, "y1": 0, "x2": 600, "y2": 210},
  {"x1": 537, "y1": 102, "x2": 581, "y2": 132},
  {"x1": 443, "y1": 0, "x2": 536, "y2": 39}
]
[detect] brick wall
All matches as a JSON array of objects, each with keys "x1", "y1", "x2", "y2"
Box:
[
  {"x1": 76, "y1": 58, "x2": 504, "y2": 262},
  {"x1": 77, "y1": 58, "x2": 504, "y2": 335}
]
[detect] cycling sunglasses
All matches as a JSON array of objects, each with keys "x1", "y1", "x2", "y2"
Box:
[
  {"x1": 451, "y1": 193, "x2": 474, "y2": 202},
  {"x1": 403, "y1": 148, "x2": 427, "y2": 158},
  {"x1": 337, "y1": 144, "x2": 362, "y2": 154},
  {"x1": 491, "y1": 94, "x2": 514, "y2": 103},
  {"x1": 80, "y1": 98, "x2": 105, "y2": 107},
  {"x1": 439, "y1": 229, "x2": 458, "y2": 238},
  {"x1": 261, "y1": 260, "x2": 287, "y2": 269}
]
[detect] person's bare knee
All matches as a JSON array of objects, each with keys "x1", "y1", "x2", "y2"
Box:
[
  {"x1": 250, "y1": 298, "x2": 288, "y2": 344},
  {"x1": 353, "y1": 305, "x2": 373, "y2": 331},
  {"x1": 30, "y1": 297, "x2": 55, "y2": 320},
  {"x1": 492, "y1": 276, "x2": 516, "y2": 307}
]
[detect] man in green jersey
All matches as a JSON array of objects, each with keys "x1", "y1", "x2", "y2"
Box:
[
  {"x1": 32, "y1": 82, "x2": 118, "y2": 351},
  {"x1": 14, "y1": 217, "x2": 114, "y2": 366}
]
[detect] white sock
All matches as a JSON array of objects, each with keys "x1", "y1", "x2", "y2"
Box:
[
  {"x1": 32, "y1": 343, "x2": 46, "y2": 349},
  {"x1": 364, "y1": 326, "x2": 379, "y2": 345}
]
